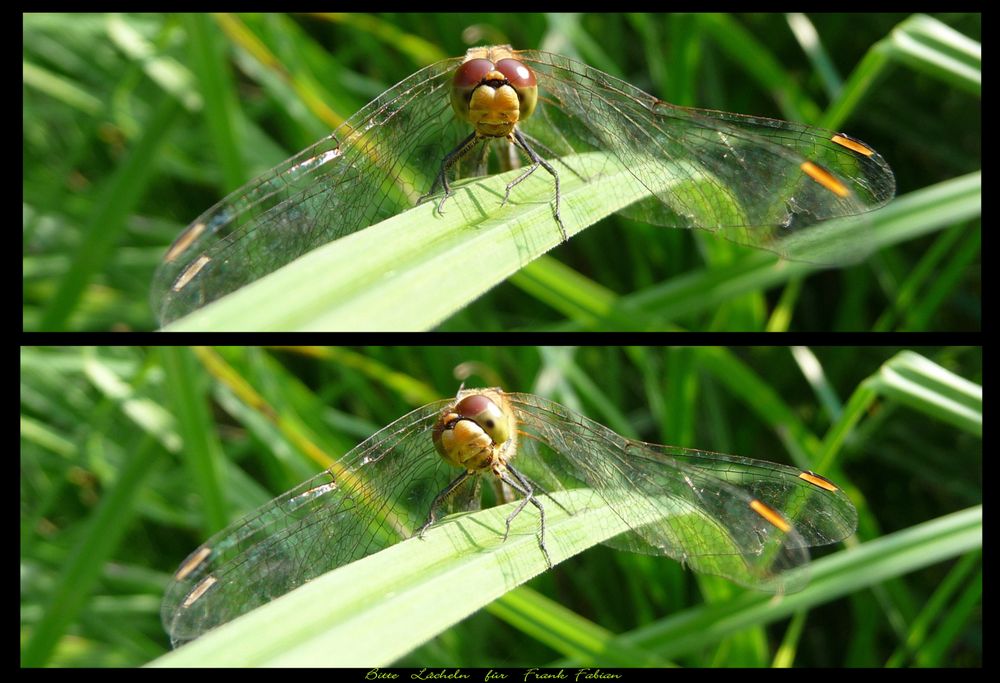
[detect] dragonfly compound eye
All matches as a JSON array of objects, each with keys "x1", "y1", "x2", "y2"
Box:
[
  {"x1": 494, "y1": 58, "x2": 537, "y2": 119},
  {"x1": 450, "y1": 58, "x2": 495, "y2": 123},
  {"x1": 454, "y1": 394, "x2": 512, "y2": 444}
]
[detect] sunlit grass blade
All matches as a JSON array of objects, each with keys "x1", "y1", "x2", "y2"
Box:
[{"x1": 149, "y1": 489, "x2": 633, "y2": 666}]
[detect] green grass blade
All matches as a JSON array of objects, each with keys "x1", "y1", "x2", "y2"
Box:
[
  {"x1": 38, "y1": 91, "x2": 184, "y2": 330},
  {"x1": 163, "y1": 152, "x2": 653, "y2": 330},
  {"x1": 558, "y1": 505, "x2": 982, "y2": 664},
  {"x1": 612, "y1": 172, "x2": 980, "y2": 329},
  {"x1": 22, "y1": 353, "x2": 170, "y2": 666},
  {"x1": 149, "y1": 489, "x2": 633, "y2": 666},
  {"x1": 870, "y1": 350, "x2": 983, "y2": 436},
  {"x1": 489, "y1": 587, "x2": 672, "y2": 667},
  {"x1": 165, "y1": 167, "x2": 979, "y2": 332}
]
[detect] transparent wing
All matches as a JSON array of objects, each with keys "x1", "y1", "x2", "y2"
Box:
[
  {"x1": 163, "y1": 389, "x2": 860, "y2": 646},
  {"x1": 507, "y1": 393, "x2": 857, "y2": 592},
  {"x1": 638, "y1": 442, "x2": 857, "y2": 547},
  {"x1": 154, "y1": 47, "x2": 897, "y2": 325},
  {"x1": 161, "y1": 399, "x2": 455, "y2": 647},
  {"x1": 151, "y1": 56, "x2": 466, "y2": 325},
  {"x1": 516, "y1": 49, "x2": 895, "y2": 263}
]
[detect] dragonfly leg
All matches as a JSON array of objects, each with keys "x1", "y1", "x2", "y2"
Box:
[
  {"x1": 518, "y1": 130, "x2": 587, "y2": 183},
  {"x1": 511, "y1": 128, "x2": 567, "y2": 242},
  {"x1": 419, "y1": 131, "x2": 481, "y2": 214},
  {"x1": 501, "y1": 463, "x2": 553, "y2": 569},
  {"x1": 501, "y1": 158, "x2": 542, "y2": 206},
  {"x1": 499, "y1": 485, "x2": 531, "y2": 542},
  {"x1": 417, "y1": 470, "x2": 474, "y2": 539},
  {"x1": 519, "y1": 474, "x2": 572, "y2": 517}
]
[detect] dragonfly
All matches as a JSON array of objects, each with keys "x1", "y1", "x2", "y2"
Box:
[
  {"x1": 162, "y1": 387, "x2": 857, "y2": 647},
  {"x1": 151, "y1": 45, "x2": 895, "y2": 325}
]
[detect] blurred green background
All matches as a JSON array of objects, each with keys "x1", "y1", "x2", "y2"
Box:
[
  {"x1": 23, "y1": 13, "x2": 981, "y2": 331},
  {"x1": 20, "y1": 346, "x2": 981, "y2": 666}
]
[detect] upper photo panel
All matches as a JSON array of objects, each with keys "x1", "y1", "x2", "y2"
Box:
[{"x1": 23, "y1": 13, "x2": 980, "y2": 330}]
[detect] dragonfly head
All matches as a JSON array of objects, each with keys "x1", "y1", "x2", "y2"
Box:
[
  {"x1": 433, "y1": 389, "x2": 516, "y2": 470},
  {"x1": 450, "y1": 56, "x2": 538, "y2": 138}
]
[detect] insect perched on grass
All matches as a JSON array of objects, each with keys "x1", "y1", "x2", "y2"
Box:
[
  {"x1": 163, "y1": 387, "x2": 856, "y2": 647},
  {"x1": 152, "y1": 44, "x2": 894, "y2": 325}
]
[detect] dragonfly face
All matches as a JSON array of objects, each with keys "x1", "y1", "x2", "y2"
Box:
[
  {"x1": 450, "y1": 48, "x2": 539, "y2": 138},
  {"x1": 162, "y1": 387, "x2": 857, "y2": 647},
  {"x1": 432, "y1": 389, "x2": 516, "y2": 471}
]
